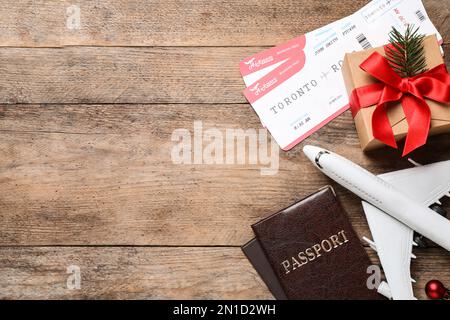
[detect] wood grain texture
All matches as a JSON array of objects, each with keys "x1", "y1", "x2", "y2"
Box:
[
  {"x1": 0, "y1": 0, "x2": 449, "y2": 300},
  {"x1": 0, "y1": 247, "x2": 448, "y2": 299},
  {"x1": 0, "y1": 45, "x2": 449, "y2": 104},
  {"x1": 0, "y1": 247, "x2": 271, "y2": 299},
  {"x1": 0, "y1": 46, "x2": 251, "y2": 104},
  {"x1": 1, "y1": 104, "x2": 449, "y2": 245},
  {"x1": 0, "y1": 0, "x2": 447, "y2": 47}
]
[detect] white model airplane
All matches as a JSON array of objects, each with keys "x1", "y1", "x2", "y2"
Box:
[
  {"x1": 303, "y1": 145, "x2": 450, "y2": 300},
  {"x1": 362, "y1": 160, "x2": 450, "y2": 300}
]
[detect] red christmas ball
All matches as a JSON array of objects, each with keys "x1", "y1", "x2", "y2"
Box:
[{"x1": 425, "y1": 280, "x2": 448, "y2": 299}]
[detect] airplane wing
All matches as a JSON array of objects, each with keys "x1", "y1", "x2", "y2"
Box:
[
  {"x1": 362, "y1": 160, "x2": 450, "y2": 300},
  {"x1": 378, "y1": 160, "x2": 450, "y2": 206},
  {"x1": 362, "y1": 201, "x2": 415, "y2": 299}
]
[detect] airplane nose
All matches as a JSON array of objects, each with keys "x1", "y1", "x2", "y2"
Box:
[{"x1": 303, "y1": 145, "x2": 326, "y2": 164}]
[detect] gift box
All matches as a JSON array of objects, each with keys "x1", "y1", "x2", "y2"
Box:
[{"x1": 342, "y1": 35, "x2": 450, "y2": 154}]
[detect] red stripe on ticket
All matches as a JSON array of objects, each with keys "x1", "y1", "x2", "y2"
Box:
[
  {"x1": 239, "y1": 35, "x2": 306, "y2": 77},
  {"x1": 243, "y1": 54, "x2": 306, "y2": 104}
]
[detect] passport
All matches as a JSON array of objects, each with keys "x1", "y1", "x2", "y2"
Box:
[
  {"x1": 242, "y1": 238, "x2": 288, "y2": 300},
  {"x1": 243, "y1": 187, "x2": 382, "y2": 300}
]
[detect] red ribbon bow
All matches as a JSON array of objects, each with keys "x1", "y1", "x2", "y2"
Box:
[{"x1": 350, "y1": 52, "x2": 450, "y2": 156}]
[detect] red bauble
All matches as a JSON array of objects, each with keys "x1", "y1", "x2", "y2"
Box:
[{"x1": 425, "y1": 280, "x2": 448, "y2": 299}]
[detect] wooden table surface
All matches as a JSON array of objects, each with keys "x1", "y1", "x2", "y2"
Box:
[{"x1": 0, "y1": 0, "x2": 449, "y2": 300}]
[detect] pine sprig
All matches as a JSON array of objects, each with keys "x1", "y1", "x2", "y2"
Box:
[{"x1": 385, "y1": 25, "x2": 427, "y2": 78}]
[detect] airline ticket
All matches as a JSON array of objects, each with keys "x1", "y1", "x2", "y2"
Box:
[{"x1": 240, "y1": 0, "x2": 443, "y2": 150}]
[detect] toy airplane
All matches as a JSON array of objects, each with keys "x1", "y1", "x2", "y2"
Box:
[{"x1": 303, "y1": 145, "x2": 450, "y2": 300}]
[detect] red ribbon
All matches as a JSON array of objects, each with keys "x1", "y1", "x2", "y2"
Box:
[{"x1": 350, "y1": 52, "x2": 450, "y2": 156}]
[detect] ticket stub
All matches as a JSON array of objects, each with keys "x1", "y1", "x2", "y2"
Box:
[
  {"x1": 243, "y1": 52, "x2": 349, "y2": 150},
  {"x1": 240, "y1": 16, "x2": 354, "y2": 86}
]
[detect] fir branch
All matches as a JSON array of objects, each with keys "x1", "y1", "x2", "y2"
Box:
[{"x1": 385, "y1": 25, "x2": 427, "y2": 78}]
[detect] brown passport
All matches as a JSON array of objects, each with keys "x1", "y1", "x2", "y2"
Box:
[
  {"x1": 246, "y1": 187, "x2": 381, "y2": 300},
  {"x1": 242, "y1": 238, "x2": 288, "y2": 300}
]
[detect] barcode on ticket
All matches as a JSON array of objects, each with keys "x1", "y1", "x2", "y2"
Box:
[
  {"x1": 356, "y1": 33, "x2": 372, "y2": 50},
  {"x1": 415, "y1": 10, "x2": 426, "y2": 22}
]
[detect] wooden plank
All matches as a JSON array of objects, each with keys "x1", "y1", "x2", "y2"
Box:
[
  {"x1": 0, "y1": 0, "x2": 447, "y2": 47},
  {"x1": 0, "y1": 46, "x2": 250, "y2": 104},
  {"x1": 0, "y1": 246, "x2": 447, "y2": 299},
  {"x1": 0, "y1": 247, "x2": 272, "y2": 299},
  {"x1": 424, "y1": 0, "x2": 450, "y2": 42},
  {"x1": 0, "y1": 44, "x2": 449, "y2": 104},
  {"x1": 1, "y1": 104, "x2": 449, "y2": 245}
]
